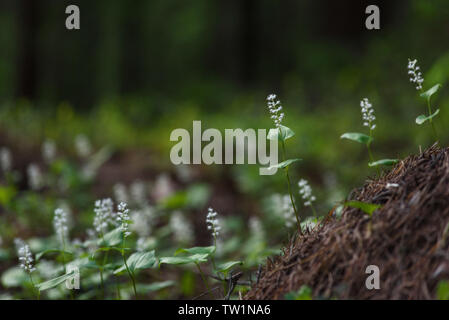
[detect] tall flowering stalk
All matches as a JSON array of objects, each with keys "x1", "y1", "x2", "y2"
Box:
[
  {"x1": 266, "y1": 94, "x2": 302, "y2": 233},
  {"x1": 206, "y1": 207, "x2": 221, "y2": 247},
  {"x1": 341, "y1": 98, "x2": 397, "y2": 173},
  {"x1": 116, "y1": 202, "x2": 137, "y2": 297},
  {"x1": 298, "y1": 179, "x2": 317, "y2": 216},
  {"x1": 16, "y1": 239, "x2": 39, "y2": 299},
  {"x1": 408, "y1": 58, "x2": 440, "y2": 141}
]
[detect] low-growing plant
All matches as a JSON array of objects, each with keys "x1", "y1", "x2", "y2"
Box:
[
  {"x1": 341, "y1": 98, "x2": 398, "y2": 174},
  {"x1": 407, "y1": 58, "x2": 442, "y2": 141}
]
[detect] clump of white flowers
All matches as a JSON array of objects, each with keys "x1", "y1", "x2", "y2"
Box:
[
  {"x1": 360, "y1": 98, "x2": 376, "y2": 131},
  {"x1": 75, "y1": 134, "x2": 92, "y2": 158},
  {"x1": 117, "y1": 202, "x2": 132, "y2": 238},
  {"x1": 408, "y1": 58, "x2": 424, "y2": 90},
  {"x1": 42, "y1": 139, "x2": 56, "y2": 164},
  {"x1": 130, "y1": 180, "x2": 148, "y2": 208},
  {"x1": 0, "y1": 147, "x2": 12, "y2": 173},
  {"x1": 170, "y1": 211, "x2": 194, "y2": 244},
  {"x1": 54, "y1": 208, "x2": 69, "y2": 245},
  {"x1": 93, "y1": 198, "x2": 115, "y2": 235},
  {"x1": 16, "y1": 240, "x2": 36, "y2": 273},
  {"x1": 281, "y1": 195, "x2": 296, "y2": 228},
  {"x1": 27, "y1": 164, "x2": 43, "y2": 190},
  {"x1": 206, "y1": 207, "x2": 221, "y2": 238},
  {"x1": 298, "y1": 179, "x2": 316, "y2": 207},
  {"x1": 267, "y1": 94, "x2": 285, "y2": 128}
]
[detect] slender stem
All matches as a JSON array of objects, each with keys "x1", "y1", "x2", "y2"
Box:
[
  {"x1": 310, "y1": 204, "x2": 317, "y2": 217},
  {"x1": 426, "y1": 98, "x2": 438, "y2": 141},
  {"x1": 122, "y1": 236, "x2": 137, "y2": 298},
  {"x1": 196, "y1": 263, "x2": 213, "y2": 299},
  {"x1": 280, "y1": 139, "x2": 302, "y2": 234},
  {"x1": 29, "y1": 273, "x2": 40, "y2": 300},
  {"x1": 61, "y1": 237, "x2": 74, "y2": 300},
  {"x1": 116, "y1": 280, "x2": 122, "y2": 300}
]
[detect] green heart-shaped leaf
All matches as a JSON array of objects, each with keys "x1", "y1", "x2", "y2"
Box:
[
  {"x1": 216, "y1": 261, "x2": 243, "y2": 277},
  {"x1": 416, "y1": 109, "x2": 440, "y2": 125},
  {"x1": 36, "y1": 271, "x2": 76, "y2": 291},
  {"x1": 267, "y1": 125, "x2": 295, "y2": 142},
  {"x1": 114, "y1": 251, "x2": 157, "y2": 274},
  {"x1": 368, "y1": 159, "x2": 399, "y2": 167},
  {"x1": 267, "y1": 158, "x2": 301, "y2": 170},
  {"x1": 340, "y1": 132, "x2": 373, "y2": 145},
  {"x1": 420, "y1": 84, "x2": 441, "y2": 101},
  {"x1": 344, "y1": 200, "x2": 382, "y2": 216},
  {"x1": 175, "y1": 246, "x2": 215, "y2": 256}
]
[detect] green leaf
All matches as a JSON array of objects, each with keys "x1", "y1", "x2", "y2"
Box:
[
  {"x1": 267, "y1": 158, "x2": 301, "y2": 170},
  {"x1": 36, "y1": 249, "x2": 73, "y2": 262},
  {"x1": 175, "y1": 246, "x2": 215, "y2": 256},
  {"x1": 420, "y1": 84, "x2": 441, "y2": 101},
  {"x1": 340, "y1": 132, "x2": 373, "y2": 145},
  {"x1": 267, "y1": 125, "x2": 295, "y2": 142},
  {"x1": 344, "y1": 200, "x2": 382, "y2": 216},
  {"x1": 368, "y1": 159, "x2": 399, "y2": 167},
  {"x1": 216, "y1": 261, "x2": 243, "y2": 277},
  {"x1": 114, "y1": 251, "x2": 157, "y2": 274},
  {"x1": 36, "y1": 271, "x2": 76, "y2": 291},
  {"x1": 415, "y1": 109, "x2": 440, "y2": 125},
  {"x1": 98, "y1": 227, "x2": 123, "y2": 247},
  {"x1": 137, "y1": 281, "x2": 175, "y2": 294},
  {"x1": 437, "y1": 280, "x2": 449, "y2": 300},
  {"x1": 159, "y1": 254, "x2": 209, "y2": 267},
  {"x1": 284, "y1": 285, "x2": 312, "y2": 300}
]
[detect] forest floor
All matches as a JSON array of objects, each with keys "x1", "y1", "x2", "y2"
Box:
[{"x1": 245, "y1": 143, "x2": 449, "y2": 299}]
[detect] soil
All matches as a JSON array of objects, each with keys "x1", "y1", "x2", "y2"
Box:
[{"x1": 245, "y1": 143, "x2": 449, "y2": 300}]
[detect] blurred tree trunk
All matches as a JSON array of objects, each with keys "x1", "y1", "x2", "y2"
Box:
[{"x1": 16, "y1": 0, "x2": 38, "y2": 100}]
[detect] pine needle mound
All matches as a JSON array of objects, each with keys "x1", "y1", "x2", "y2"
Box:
[{"x1": 245, "y1": 144, "x2": 449, "y2": 299}]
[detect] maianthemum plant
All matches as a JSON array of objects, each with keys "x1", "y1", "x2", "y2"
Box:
[
  {"x1": 264, "y1": 94, "x2": 303, "y2": 232},
  {"x1": 408, "y1": 58, "x2": 442, "y2": 141},
  {"x1": 341, "y1": 97, "x2": 398, "y2": 175}
]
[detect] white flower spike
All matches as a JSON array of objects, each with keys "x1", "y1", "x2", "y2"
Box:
[
  {"x1": 408, "y1": 58, "x2": 424, "y2": 91},
  {"x1": 117, "y1": 202, "x2": 132, "y2": 238},
  {"x1": 267, "y1": 94, "x2": 285, "y2": 128},
  {"x1": 360, "y1": 98, "x2": 376, "y2": 131},
  {"x1": 206, "y1": 207, "x2": 221, "y2": 238}
]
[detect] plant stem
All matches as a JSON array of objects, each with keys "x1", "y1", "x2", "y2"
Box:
[
  {"x1": 280, "y1": 139, "x2": 302, "y2": 234},
  {"x1": 122, "y1": 237, "x2": 137, "y2": 298},
  {"x1": 29, "y1": 274, "x2": 40, "y2": 300},
  {"x1": 310, "y1": 204, "x2": 317, "y2": 217},
  {"x1": 195, "y1": 263, "x2": 213, "y2": 299},
  {"x1": 426, "y1": 99, "x2": 438, "y2": 141}
]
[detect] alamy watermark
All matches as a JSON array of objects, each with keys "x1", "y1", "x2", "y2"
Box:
[{"x1": 170, "y1": 121, "x2": 279, "y2": 175}]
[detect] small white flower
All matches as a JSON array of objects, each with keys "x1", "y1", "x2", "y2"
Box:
[
  {"x1": 0, "y1": 147, "x2": 12, "y2": 173},
  {"x1": 170, "y1": 211, "x2": 194, "y2": 244},
  {"x1": 266, "y1": 94, "x2": 285, "y2": 128},
  {"x1": 206, "y1": 207, "x2": 221, "y2": 238},
  {"x1": 117, "y1": 202, "x2": 132, "y2": 238},
  {"x1": 16, "y1": 240, "x2": 35, "y2": 274},
  {"x1": 281, "y1": 195, "x2": 296, "y2": 228},
  {"x1": 75, "y1": 134, "x2": 92, "y2": 158},
  {"x1": 27, "y1": 164, "x2": 43, "y2": 190},
  {"x1": 42, "y1": 139, "x2": 56, "y2": 164},
  {"x1": 298, "y1": 179, "x2": 316, "y2": 207},
  {"x1": 93, "y1": 198, "x2": 115, "y2": 235},
  {"x1": 408, "y1": 58, "x2": 424, "y2": 90},
  {"x1": 130, "y1": 206, "x2": 154, "y2": 238},
  {"x1": 360, "y1": 98, "x2": 376, "y2": 131},
  {"x1": 54, "y1": 208, "x2": 69, "y2": 245}
]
